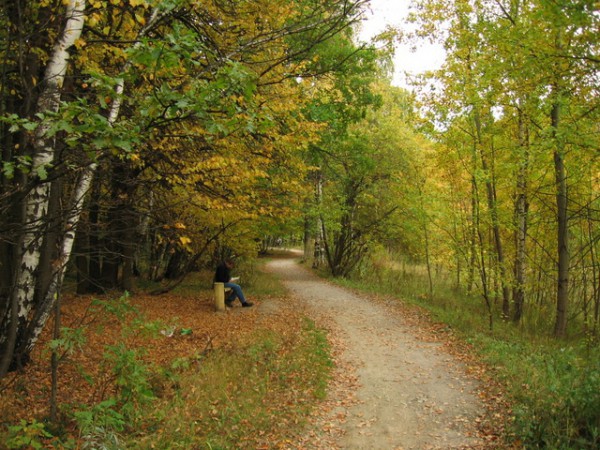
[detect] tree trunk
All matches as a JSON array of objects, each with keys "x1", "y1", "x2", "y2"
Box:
[
  {"x1": 474, "y1": 109, "x2": 511, "y2": 318},
  {"x1": 590, "y1": 201, "x2": 600, "y2": 334},
  {"x1": 75, "y1": 227, "x2": 90, "y2": 295},
  {"x1": 50, "y1": 289, "x2": 61, "y2": 422},
  {"x1": 22, "y1": 163, "x2": 97, "y2": 355},
  {"x1": 552, "y1": 98, "x2": 569, "y2": 337},
  {"x1": 0, "y1": 0, "x2": 85, "y2": 378},
  {"x1": 87, "y1": 175, "x2": 103, "y2": 293},
  {"x1": 0, "y1": 4, "x2": 168, "y2": 376},
  {"x1": 419, "y1": 182, "x2": 434, "y2": 298},
  {"x1": 303, "y1": 215, "x2": 312, "y2": 261},
  {"x1": 467, "y1": 144, "x2": 478, "y2": 295},
  {"x1": 313, "y1": 171, "x2": 326, "y2": 268},
  {"x1": 512, "y1": 107, "x2": 529, "y2": 323},
  {"x1": 474, "y1": 184, "x2": 493, "y2": 331}
]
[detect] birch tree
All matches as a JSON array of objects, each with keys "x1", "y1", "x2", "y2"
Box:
[
  {"x1": 1, "y1": 0, "x2": 373, "y2": 376},
  {"x1": 0, "y1": 0, "x2": 86, "y2": 377}
]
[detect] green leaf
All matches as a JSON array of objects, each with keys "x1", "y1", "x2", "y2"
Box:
[
  {"x1": 2, "y1": 162, "x2": 14, "y2": 179},
  {"x1": 35, "y1": 164, "x2": 49, "y2": 180}
]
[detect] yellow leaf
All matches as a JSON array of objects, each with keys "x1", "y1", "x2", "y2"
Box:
[
  {"x1": 179, "y1": 236, "x2": 191, "y2": 246},
  {"x1": 88, "y1": 14, "x2": 99, "y2": 27}
]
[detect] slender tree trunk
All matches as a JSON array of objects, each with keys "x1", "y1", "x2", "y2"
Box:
[
  {"x1": 474, "y1": 109, "x2": 511, "y2": 317},
  {"x1": 474, "y1": 180, "x2": 493, "y2": 331},
  {"x1": 313, "y1": 171, "x2": 326, "y2": 268},
  {"x1": 467, "y1": 145, "x2": 478, "y2": 294},
  {"x1": 452, "y1": 214, "x2": 462, "y2": 290},
  {"x1": 50, "y1": 289, "x2": 61, "y2": 422},
  {"x1": 512, "y1": 108, "x2": 529, "y2": 323},
  {"x1": 303, "y1": 215, "x2": 312, "y2": 261},
  {"x1": 552, "y1": 97, "x2": 569, "y2": 337},
  {"x1": 75, "y1": 227, "x2": 90, "y2": 294},
  {"x1": 87, "y1": 175, "x2": 103, "y2": 292},
  {"x1": 590, "y1": 199, "x2": 600, "y2": 334},
  {"x1": 419, "y1": 182, "x2": 433, "y2": 298},
  {"x1": 35, "y1": 176, "x2": 62, "y2": 306},
  {"x1": 1, "y1": 4, "x2": 168, "y2": 376},
  {"x1": 121, "y1": 220, "x2": 136, "y2": 291},
  {"x1": 22, "y1": 163, "x2": 96, "y2": 354}
]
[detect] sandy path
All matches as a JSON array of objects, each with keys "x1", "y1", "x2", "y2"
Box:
[{"x1": 265, "y1": 255, "x2": 485, "y2": 449}]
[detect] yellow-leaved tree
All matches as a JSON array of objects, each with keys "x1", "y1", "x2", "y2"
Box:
[{"x1": 0, "y1": 0, "x2": 371, "y2": 373}]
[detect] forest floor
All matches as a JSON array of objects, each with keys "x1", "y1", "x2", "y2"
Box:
[{"x1": 0, "y1": 250, "x2": 511, "y2": 449}]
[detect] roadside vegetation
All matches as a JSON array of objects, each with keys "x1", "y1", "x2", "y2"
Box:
[
  {"x1": 1, "y1": 264, "x2": 333, "y2": 449},
  {"x1": 333, "y1": 251, "x2": 600, "y2": 450}
]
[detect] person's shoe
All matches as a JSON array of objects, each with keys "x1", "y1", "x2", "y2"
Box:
[
  {"x1": 225, "y1": 299, "x2": 233, "y2": 308},
  {"x1": 242, "y1": 302, "x2": 253, "y2": 307}
]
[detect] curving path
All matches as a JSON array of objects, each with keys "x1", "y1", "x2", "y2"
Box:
[{"x1": 265, "y1": 254, "x2": 485, "y2": 450}]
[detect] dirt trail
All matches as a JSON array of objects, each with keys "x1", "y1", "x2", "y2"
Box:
[{"x1": 264, "y1": 254, "x2": 485, "y2": 449}]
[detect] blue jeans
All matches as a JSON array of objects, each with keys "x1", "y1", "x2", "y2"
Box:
[{"x1": 225, "y1": 282, "x2": 247, "y2": 305}]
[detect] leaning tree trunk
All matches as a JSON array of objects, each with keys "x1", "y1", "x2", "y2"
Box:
[
  {"x1": 20, "y1": 6, "x2": 166, "y2": 354},
  {"x1": 0, "y1": 4, "x2": 166, "y2": 375},
  {"x1": 0, "y1": 0, "x2": 85, "y2": 378},
  {"x1": 21, "y1": 163, "x2": 96, "y2": 356}
]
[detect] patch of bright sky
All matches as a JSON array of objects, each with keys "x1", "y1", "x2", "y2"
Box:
[{"x1": 358, "y1": 0, "x2": 446, "y2": 90}]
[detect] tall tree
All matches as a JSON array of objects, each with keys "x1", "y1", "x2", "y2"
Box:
[
  {"x1": 0, "y1": 0, "x2": 372, "y2": 375},
  {"x1": 411, "y1": 0, "x2": 599, "y2": 335},
  {"x1": 0, "y1": 0, "x2": 85, "y2": 377}
]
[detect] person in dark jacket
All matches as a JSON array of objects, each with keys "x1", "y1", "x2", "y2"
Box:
[{"x1": 214, "y1": 258, "x2": 253, "y2": 307}]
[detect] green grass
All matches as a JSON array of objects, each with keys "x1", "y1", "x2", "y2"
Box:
[
  {"x1": 128, "y1": 318, "x2": 332, "y2": 449},
  {"x1": 136, "y1": 266, "x2": 332, "y2": 449},
  {"x1": 333, "y1": 259, "x2": 600, "y2": 449},
  {"x1": 2, "y1": 263, "x2": 333, "y2": 450}
]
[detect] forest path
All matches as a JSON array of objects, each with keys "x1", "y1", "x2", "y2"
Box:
[{"x1": 263, "y1": 252, "x2": 486, "y2": 449}]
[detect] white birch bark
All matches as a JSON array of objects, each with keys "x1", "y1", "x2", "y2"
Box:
[
  {"x1": 21, "y1": 6, "x2": 165, "y2": 353},
  {"x1": 24, "y1": 163, "x2": 96, "y2": 351},
  {"x1": 14, "y1": 0, "x2": 86, "y2": 319},
  {"x1": 0, "y1": 1, "x2": 85, "y2": 376}
]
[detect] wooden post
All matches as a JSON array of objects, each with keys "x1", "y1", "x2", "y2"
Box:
[{"x1": 214, "y1": 282, "x2": 225, "y2": 311}]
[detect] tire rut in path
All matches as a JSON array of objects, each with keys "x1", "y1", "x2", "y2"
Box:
[{"x1": 265, "y1": 256, "x2": 485, "y2": 450}]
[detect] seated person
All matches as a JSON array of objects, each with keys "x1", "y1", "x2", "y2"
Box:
[{"x1": 214, "y1": 258, "x2": 253, "y2": 307}]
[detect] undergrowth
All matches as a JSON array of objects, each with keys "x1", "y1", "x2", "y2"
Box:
[
  {"x1": 140, "y1": 318, "x2": 331, "y2": 449},
  {"x1": 335, "y1": 256, "x2": 600, "y2": 449},
  {"x1": 1, "y1": 267, "x2": 332, "y2": 449}
]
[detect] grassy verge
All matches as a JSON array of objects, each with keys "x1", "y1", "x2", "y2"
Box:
[
  {"x1": 132, "y1": 318, "x2": 331, "y2": 449},
  {"x1": 1, "y1": 264, "x2": 332, "y2": 450},
  {"x1": 334, "y1": 262, "x2": 600, "y2": 449}
]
